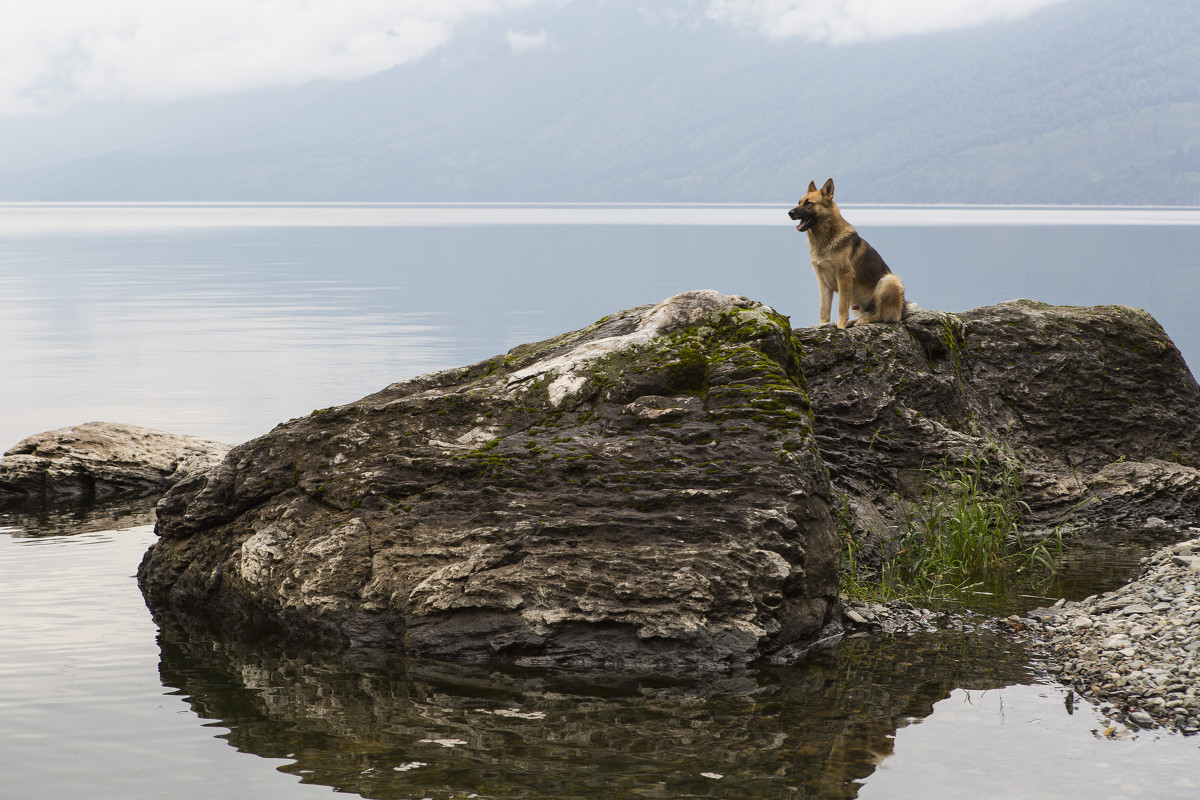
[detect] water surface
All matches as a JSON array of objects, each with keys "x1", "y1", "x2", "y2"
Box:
[
  {"x1": 2, "y1": 511, "x2": 1198, "y2": 800},
  {"x1": 2, "y1": 203, "x2": 1198, "y2": 449},
  {"x1": 3, "y1": 205, "x2": 1200, "y2": 798}
]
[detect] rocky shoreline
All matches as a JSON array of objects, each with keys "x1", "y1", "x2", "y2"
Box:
[
  {"x1": 1031, "y1": 534, "x2": 1200, "y2": 735},
  {"x1": 839, "y1": 530, "x2": 1200, "y2": 737}
]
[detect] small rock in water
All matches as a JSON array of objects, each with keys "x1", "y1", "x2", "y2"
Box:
[
  {"x1": 1128, "y1": 710, "x2": 1156, "y2": 728},
  {"x1": 844, "y1": 607, "x2": 869, "y2": 626},
  {"x1": 1, "y1": 421, "x2": 230, "y2": 507}
]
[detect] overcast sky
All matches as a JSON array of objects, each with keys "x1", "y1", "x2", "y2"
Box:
[{"x1": 0, "y1": 0, "x2": 1067, "y2": 116}]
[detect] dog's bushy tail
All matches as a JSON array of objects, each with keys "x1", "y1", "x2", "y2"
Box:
[
  {"x1": 859, "y1": 274, "x2": 906, "y2": 323},
  {"x1": 878, "y1": 274, "x2": 906, "y2": 322}
]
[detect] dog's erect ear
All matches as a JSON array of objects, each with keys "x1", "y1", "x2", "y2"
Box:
[
  {"x1": 807, "y1": 180, "x2": 817, "y2": 193},
  {"x1": 821, "y1": 178, "x2": 834, "y2": 198}
]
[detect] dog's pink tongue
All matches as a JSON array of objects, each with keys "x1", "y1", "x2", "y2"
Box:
[{"x1": 796, "y1": 223, "x2": 804, "y2": 232}]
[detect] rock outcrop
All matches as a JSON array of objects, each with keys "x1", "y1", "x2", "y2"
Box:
[
  {"x1": 798, "y1": 300, "x2": 1200, "y2": 556},
  {"x1": 137, "y1": 293, "x2": 1200, "y2": 668},
  {"x1": 0, "y1": 422, "x2": 231, "y2": 508},
  {"x1": 139, "y1": 291, "x2": 839, "y2": 670}
]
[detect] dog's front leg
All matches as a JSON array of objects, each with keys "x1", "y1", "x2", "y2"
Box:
[
  {"x1": 820, "y1": 284, "x2": 835, "y2": 325},
  {"x1": 836, "y1": 272, "x2": 854, "y2": 329},
  {"x1": 815, "y1": 264, "x2": 834, "y2": 324}
]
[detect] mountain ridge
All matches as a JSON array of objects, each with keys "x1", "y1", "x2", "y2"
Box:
[{"x1": 1, "y1": 0, "x2": 1197, "y2": 204}]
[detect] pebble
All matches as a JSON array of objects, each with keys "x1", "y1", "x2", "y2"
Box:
[
  {"x1": 839, "y1": 599, "x2": 945, "y2": 636},
  {"x1": 1031, "y1": 536, "x2": 1200, "y2": 736}
]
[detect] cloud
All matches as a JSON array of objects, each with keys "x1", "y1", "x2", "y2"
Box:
[
  {"x1": 0, "y1": 0, "x2": 1071, "y2": 116},
  {"x1": 0, "y1": 0, "x2": 554, "y2": 115},
  {"x1": 705, "y1": 0, "x2": 1069, "y2": 45},
  {"x1": 507, "y1": 29, "x2": 550, "y2": 53}
]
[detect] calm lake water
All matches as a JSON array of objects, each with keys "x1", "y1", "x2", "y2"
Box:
[
  {"x1": 3, "y1": 204, "x2": 1200, "y2": 798},
  {"x1": 3, "y1": 202, "x2": 1199, "y2": 449}
]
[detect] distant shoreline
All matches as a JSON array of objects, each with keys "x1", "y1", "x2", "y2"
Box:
[{"x1": 2, "y1": 202, "x2": 1200, "y2": 235}]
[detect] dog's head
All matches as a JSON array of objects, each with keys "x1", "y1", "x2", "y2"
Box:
[{"x1": 788, "y1": 178, "x2": 835, "y2": 233}]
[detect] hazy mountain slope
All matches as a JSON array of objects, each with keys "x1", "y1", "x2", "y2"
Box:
[{"x1": 1, "y1": 0, "x2": 1197, "y2": 203}]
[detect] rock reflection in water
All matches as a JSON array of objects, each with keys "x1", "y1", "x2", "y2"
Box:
[
  {"x1": 154, "y1": 621, "x2": 1032, "y2": 799},
  {"x1": 0, "y1": 497, "x2": 157, "y2": 538}
]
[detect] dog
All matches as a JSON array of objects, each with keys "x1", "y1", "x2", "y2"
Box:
[{"x1": 789, "y1": 178, "x2": 907, "y2": 328}]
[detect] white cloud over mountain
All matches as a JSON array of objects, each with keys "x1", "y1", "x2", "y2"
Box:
[
  {"x1": 704, "y1": 0, "x2": 1068, "y2": 45},
  {"x1": 507, "y1": 29, "x2": 550, "y2": 53},
  {"x1": 0, "y1": 0, "x2": 552, "y2": 114},
  {"x1": 0, "y1": 0, "x2": 1068, "y2": 115}
]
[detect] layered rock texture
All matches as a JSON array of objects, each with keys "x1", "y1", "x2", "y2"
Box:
[
  {"x1": 138, "y1": 293, "x2": 1200, "y2": 668},
  {"x1": 139, "y1": 291, "x2": 838, "y2": 669},
  {"x1": 800, "y1": 301, "x2": 1200, "y2": 556},
  {"x1": 0, "y1": 422, "x2": 231, "y2": 508}
]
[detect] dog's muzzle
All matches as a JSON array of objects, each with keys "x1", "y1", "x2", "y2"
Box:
[{"x1": 788, "y1": 207, "x2": 815, "y2": 232}]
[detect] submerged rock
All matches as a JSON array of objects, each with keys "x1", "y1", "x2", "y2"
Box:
[
  {"x1": 139, "y1": 291, "x2": 839, "y2": 670},
  {"x1": 0, "y1": 422, "x2": 231, "y2": 508}
]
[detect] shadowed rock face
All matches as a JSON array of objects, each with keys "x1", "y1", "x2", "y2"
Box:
[
  {"x1": 138, "y1": 291, "x2": 839, "y2": 670},
  {"x1": 798, "y1": 300, "x2": 1200, "y2": 549},
  {"x1": 0, "y1": 422, "x2": 231, "y2": 508}
]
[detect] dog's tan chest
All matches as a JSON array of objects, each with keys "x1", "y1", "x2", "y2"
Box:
[{"x1": 810, "y1": 251, "x2": 849, "y2": 281}]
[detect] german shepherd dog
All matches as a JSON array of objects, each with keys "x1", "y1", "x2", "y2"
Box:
[{"x1": 789, "y1": 179, "x2": 906, "y2": 328}]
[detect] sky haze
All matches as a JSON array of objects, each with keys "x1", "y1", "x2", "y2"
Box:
[{"x1": 0, "y1": 0, "x2": 1194, "y2": 204}]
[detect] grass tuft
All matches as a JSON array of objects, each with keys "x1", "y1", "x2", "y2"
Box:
[{"x1": 839, "y1": 448, "x2": 1070, "y2": 606}]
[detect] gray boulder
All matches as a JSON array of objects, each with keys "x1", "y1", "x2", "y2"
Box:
[
  {"x1": 137, "y1": 294, "x2": 1200, "y2": 668},
  {"x1": 798, "y1": 300, "x2": 1200, "y2": 551},
  {"x1": 0, "y1": 422, "x2": 231, "y2": 507},
  {"x1": 139, "y1": 291, "x2": 839, "y2": 670}
]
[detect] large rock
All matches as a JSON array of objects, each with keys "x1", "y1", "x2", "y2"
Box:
[
  {"x1": 0, "y1": 422, "x2": 231, "y2": 508},
  {"x1": 798, "y1": 300, "x2": 1200, "y2": 552},
  {"x1": 138, "y1": 291, "x2": 839, "y2": 670},
  {"x1": 138, "y1": 294, "x2": 1200, "y2": 668}
]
